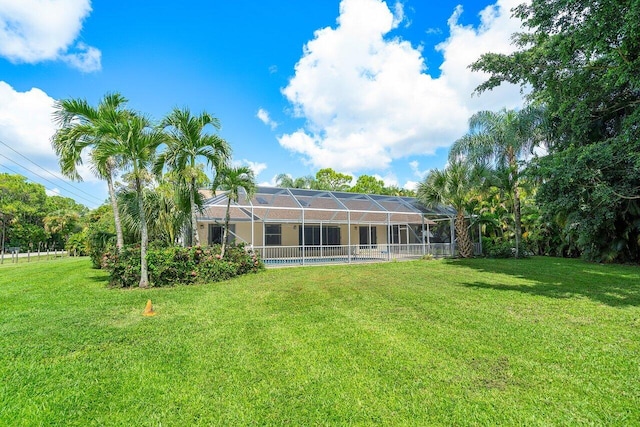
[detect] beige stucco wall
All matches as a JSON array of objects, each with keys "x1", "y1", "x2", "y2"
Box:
[{"x1": 197, "y1": 221, "x2": 391, "y2": 246}]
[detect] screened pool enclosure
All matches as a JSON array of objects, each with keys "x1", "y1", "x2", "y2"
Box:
[{"x1": 196, "y1": 186, "x2": 477, "y2": 265}]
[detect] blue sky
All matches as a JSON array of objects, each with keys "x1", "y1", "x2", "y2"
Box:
[{"x1": 0, "y1": 0, "x2": 525, "y2": 209}]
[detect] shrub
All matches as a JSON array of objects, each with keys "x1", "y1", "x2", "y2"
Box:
[
  {"x1": 482, "y1": 237, "x2": 530, "y2": 259},
  {"x1": 65, "y1": 231, "x2": 87, "y2": 256},
  {"x1": 87, "y1": 230, "x2": 116, "y2": 268},
  {"x1": 102, "y1": 244, "x2": 264, "y2": 288}
]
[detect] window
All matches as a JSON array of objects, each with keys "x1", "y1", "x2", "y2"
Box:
[
  {"x1": 300, "y1": 226, "x2": 340, "y2": 246},
  {"x1": 359, "y1": 226, "x2": 377, "y2": 247},
  {"x1": 208, "y1": 224, "x2": 235, "y2": 245},
  {"x1": 265, "y1": 224, "x2": 282, "y2": 246}
]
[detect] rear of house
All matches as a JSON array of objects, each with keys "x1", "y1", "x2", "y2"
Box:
[{"x1": 196, "y1": 186, "x2": 471, "y2": 265}]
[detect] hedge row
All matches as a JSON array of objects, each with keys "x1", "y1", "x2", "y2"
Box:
[{"x1": 102, "y1": 244, "x2": 264, "y2": 287}]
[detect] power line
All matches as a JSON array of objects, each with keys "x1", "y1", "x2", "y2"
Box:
[
  {"x1": 0, "y1": 139, "x2": 103, "y2": 204},
  {"x1": 0, "y1": 154, "x2": 103, "y2": 206}
]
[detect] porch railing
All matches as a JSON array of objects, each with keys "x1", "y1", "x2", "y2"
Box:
[{"x1": 254, "y1": 243, "x2": 457, "y2": 266}]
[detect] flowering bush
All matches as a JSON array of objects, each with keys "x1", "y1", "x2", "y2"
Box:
[{"x1": 102, "y1": 244, "x2": 264, "y2": 287}]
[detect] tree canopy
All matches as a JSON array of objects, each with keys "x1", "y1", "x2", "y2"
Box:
[{"x1": 472, "y1": 0, "x2": 640, "y2": 262}]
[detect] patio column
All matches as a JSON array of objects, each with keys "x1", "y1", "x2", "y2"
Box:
[
  {"x1": 261, "y1": 221, "x2": 265, "y2": 259},
  {"x1": 301, "y1": 210, "x2": 305, "y2": 266},
  {"x1": 320, "y1": 221, "x2": 323, "y2": 259},
  {"x1": 421, "y1": 216, "x2": 426, "y2": 256},
  {"x1": 387, "y1": 213, "x2": 391, "y2": 261},
  {"x1": 405, "y1": 223, "x2": 409, "y2": 250},
  {"x1": 450, "y1": 216, "x2": 455, "y2": 257},
  {"x1": 347, "y1": 213, "x2": 352, "y2": 264},
  {"x1": 427, "y1": 221, "x2": 431, "y2": 255}
]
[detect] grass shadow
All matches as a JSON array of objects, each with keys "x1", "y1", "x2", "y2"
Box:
[
  {"x1": 446, "y1": 257, "x2": 640, "y2": 308},
  {"x1": 86, "y1": 273, "x2": 110, "y2": 284}
]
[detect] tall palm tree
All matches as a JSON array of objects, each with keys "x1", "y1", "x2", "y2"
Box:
[
  {"x1": 155, "y1": 108, "x2": 231, "y2": 246},
  {"x1": 417, "y1": 161, "x2": 480, "y2": 258},
  {"x1": 213, "y1": 166, "x2": 256, "y2": 258},
  {"x1": 95, "y1": 112, "x2": 165, "y2": 288},
  {"x1": 118, "y1": 172, "x2": 191, "y2": 246},
  {"x1": 449, "y1": 106, "x2": 544, "y2": 257},
  {"x1": 52, "y1": 93, "x2": 128, "y2": 250}
]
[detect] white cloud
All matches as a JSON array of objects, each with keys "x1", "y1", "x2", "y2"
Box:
[
  {"x1": 0, "y1": 0, "x2": 101, "y2": 72},
  {"x1": 0, "y1": 82, "x2": 56, "y2": 158},
  {"x1": 403, "y1": 180, "x2": 418, "y2": 191},
  {"x1": 279, "y1": 0, "x2": 526, "y2": 173},
  {"x1": 256, "y1": 108, "x2": 278, "y2": 130},
  {"x1": 234, "y1": 159, "x2": 268, "y2": 177},
  {"x1": 0, "y1": 81, "x2": 102, "y2": 183},
  {"x1": 61, "y1": 42, "x2": 101, "y2": 73},
  {"x1": 45, "y1": 187, "x2": 61, "y2": 197},
  {"x1": 409, "y1": 160, "x2": 428, "y2": 179}
]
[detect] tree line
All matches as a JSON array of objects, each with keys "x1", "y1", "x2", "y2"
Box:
[
  {"x1": 0, "y1": 173, "x2": 88, "y2": 253},
  {"x1": 417, "y1": 0, "x2": 639, "y2": 263},
  {"x1": 274, "y1": 169, "x2": 416, "y2": 196}
]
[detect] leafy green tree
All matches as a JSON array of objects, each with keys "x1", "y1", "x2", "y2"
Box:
[
  {"x1": 45, "y1": 195, "x2": 89, "y2": 216},
  {"x1": 95, "y1": 112, "x2": 164, "y2": 288},
  {"x1": 351, "y1": 175, "x2": 385, "y2": 195},
  {"x1": 471, "y1": 0, "x2": 640, "y2": 262},
  {"x1": 417, "y1": 161, "x2": 479, "y2": 258},
  {"x1": 52, "y1": 92, "x2": 129, "y2": 250},
  {"x1": 450, "y1": 107, "x2": 543, "y2": 257},
  {"x1": 213, "y1": 166, "x2": 256, "y2": 258},
  {"x1": 156, "y1": 108, "x2": 231, "y2": 246},
  {"x1": 314, "y1": 168, "x2": 352, "y2": 191},
  {"x1": 84, "y1": 204, "x2": 116, "y2": 268},
  {"x1": 44, "y1": 210, "x2": 81, "y2": 248},
  {"x1": 0, "y1": 173, "x2": 48, "y2": 249}
]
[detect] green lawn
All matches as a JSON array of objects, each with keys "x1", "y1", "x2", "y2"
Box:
[{"x1": 1, "y1": 257, "x2": 639, "y2": 426}]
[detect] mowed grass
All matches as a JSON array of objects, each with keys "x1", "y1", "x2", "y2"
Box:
[{"x1": 1, "y1": 257, "x2": 639, "y2": 426}]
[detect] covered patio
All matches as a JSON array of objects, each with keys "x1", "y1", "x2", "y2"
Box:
[{"x1": 197, "y1": 186, "x2": 472, "y2": 266}]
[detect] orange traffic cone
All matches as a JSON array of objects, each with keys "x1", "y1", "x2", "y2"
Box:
[{"x1": 143, "y1": 299, "x2": 156, "y2": 316}]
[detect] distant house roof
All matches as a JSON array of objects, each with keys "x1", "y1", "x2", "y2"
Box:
[{"x1": 198, "y1": 186, "x2": 455, "y2": 225}]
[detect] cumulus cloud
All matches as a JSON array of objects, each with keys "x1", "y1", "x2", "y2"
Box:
[
  {"x1": 233, "y1": 159, "x2": 268, "y2": 177},
  {"x1": 0, "y1": 82, "x2": 56, "y2": 158},
  {"x1": 256, "y1": 108, "x2": 278, "y2": 130},
  {"x1": 279, "y1": 0, "x2": 525, "y2": 172},
  {"x1": 0, "y1": 81, "x2": 102, "y2": 183},
  {"x1": 0, "y1": 0, "x2": 101, "y2": 72},
  {"x1": 409, "y1": 160, "x2": 429, "y2": 179}
]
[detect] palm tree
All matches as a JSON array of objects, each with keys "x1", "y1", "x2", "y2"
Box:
[
  {"x1": 156, "y1": 108, "x2": 231, "y2": 246},
  {"x1": 417, "y1": 161, "x2": 480, "y2": 258},
  {"x1": 118, "y1": 173, "x2": 191, "y2": 246},
  {"x1": 95, "y1": 112, "x2": 165, "y2": 288},
  {"x1": 213, "y1": 166, "x2": 256, "y2": 258},
  {"x1": 275, "y1": 173, "x2": 316, "y2": 189},
  {"x1": 449, "y1": 106, "x2": 544, "y2": 257},
  {"x1": 52, "y1": 93, "x2": 128, "y2": 250}
]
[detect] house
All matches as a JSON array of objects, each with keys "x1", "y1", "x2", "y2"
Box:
[{"x1": 196, "y1": 186, "x2": 470, "y2": 265}]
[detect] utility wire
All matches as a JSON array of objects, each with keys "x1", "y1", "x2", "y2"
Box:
[
  {"x1": 0, "y1": 139, "x2": 103, "y2": 204},
  {"x1": 0, "y1": 154, "x2": 103, "y2": 206}
]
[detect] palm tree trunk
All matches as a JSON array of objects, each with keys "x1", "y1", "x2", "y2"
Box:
[
  {"x1": 107, "y1": 171, "x2": 124, "y2": 250},
  {"x1": 136, "y1": 176, "x2": 149, "y2": 288},
  {"x1": 190, "y1": 177, "x2": 200, "y2": 246},
  {"x1": 220, "y1": 198, "x2": 231, "y2": 258},
  {"x1": 513, "y1": 183, "x2": 522, "y2": 258},
  {"x1": 455, "y1": 211, "x2": 474, "y2": 258}
]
